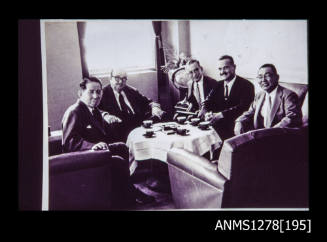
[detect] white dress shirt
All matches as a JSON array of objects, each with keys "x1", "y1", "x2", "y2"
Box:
[
  {"x1": 260, "y1": 86, "x2": 278, "y2": 127},
  {"x1": 113, "y1": 90, "x2": 135, "y2": 114},
  {"x1": 224, "y1": 75, "x2": 237, "y2": 97}
]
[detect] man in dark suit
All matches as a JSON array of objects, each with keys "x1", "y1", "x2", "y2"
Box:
[
  {"x1": 200, "y1": 55, "x2": 255, "y2": 140},
  {"x1": 178, "y1": 59, "x2": 218, "y2": 113},
  {"x1": 234, "y1": 64, "x2": 302, "y2": 134},
  {"x1": 98, "y1": 69, "x2": 165, "y2": 142},
  {"x1": 62, "y1": 76, "x2": 155, "y2": 204}
]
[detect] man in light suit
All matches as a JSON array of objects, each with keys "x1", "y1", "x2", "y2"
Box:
[
  {"x1": 178, "y1": 59, "x2": 218, "y2": 113},
  {"x1": 62, "y1": 76, "x2": 155, "y2": 204},
  {"x1": 98, "y1": 69, "x2": 165, "y2": 142},
  {"x1": 234, "y1": 64, "x2": 302, "y2": 135},
  {"x1": 200, "y1": 55, "x2": 255, "y2": 140}
]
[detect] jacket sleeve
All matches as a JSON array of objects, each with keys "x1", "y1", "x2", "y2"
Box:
[
  {"x1": 234, "y1": 94, "x2": 258, "y2": 127},
  {"x1": 62, "y1": 109, "x2": 95, "y2": 153},
  {"x1": 273, "y1": 91, "x2": 302, "y2": 128}
]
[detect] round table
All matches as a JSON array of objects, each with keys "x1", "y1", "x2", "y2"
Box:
[{"x1": 126, "y1": 122, "x2": 222, "y2": 173}]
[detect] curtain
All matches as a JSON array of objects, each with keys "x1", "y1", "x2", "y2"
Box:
[
  {"x1": 152, "y1": 21, "x2": 166, "y2": 101},
  {"x1": 77, "y1": 22, "x2": 89, "y2": 78}
]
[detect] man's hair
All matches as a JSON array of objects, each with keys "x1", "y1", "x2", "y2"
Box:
[
  {"x1": 79, "y1": 76, "x2": 102, "y2": 90},
  {"x1": 218, "y1": 55, "x2": 235, "y2": 65},
  {"x1": 185, "y1": 58, "x2": 201, "y2": 67},
  {"x1": 259, "y1": 63, "x2": 278, "y2": 75}
]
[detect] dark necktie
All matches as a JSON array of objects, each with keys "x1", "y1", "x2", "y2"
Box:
[
  {"x1": 92, "y1": 108, "x2": 103, "y2": 124},
  {"x1": 119, "y1": 93, "x2": 133, "y2": 116},
  {"x1": 224, "y1": 84, "x2": 228, "y2": 100}
]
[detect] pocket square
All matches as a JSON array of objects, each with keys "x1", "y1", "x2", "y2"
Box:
[{"x1": 86, "y1": 125, "x2": 92, "y2": 129}]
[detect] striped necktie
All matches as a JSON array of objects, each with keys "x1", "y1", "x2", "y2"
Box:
[
  {"x1": 194, "y1": 81, "x2": 201, "y2": 106},
  {"x1": 264, "y1": 94, "x2": 272, "y2": 127}
]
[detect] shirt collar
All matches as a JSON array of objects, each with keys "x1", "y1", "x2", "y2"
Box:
[
  {"x1": 224, "y1": 75, "x2": 236, "y2": 87},
  {"x1": 266, "y1": 85, "x2": 278, "y2": 98},
  {"x1": 195, "y1": 75, "x2": 204, "y2": 84}
]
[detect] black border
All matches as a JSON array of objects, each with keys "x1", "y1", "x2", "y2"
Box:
[{"x1": 17, "y1": 15, "x2": 316, "y2": 237}]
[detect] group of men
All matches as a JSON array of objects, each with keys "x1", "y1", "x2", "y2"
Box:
[
  {"x1": 181, "y1": 55, "x2": 302, "y2": 140},
  {"x1": 60, "y1": 54, "x2": 303, "y2": 206}
]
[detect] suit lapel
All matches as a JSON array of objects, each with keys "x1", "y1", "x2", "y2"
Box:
[
  {"x1": 108, "y1": 86, "x2": 122, "y2": 115},
  {"x1": 268, "y1": 85, "x2": 282, "y2": 127},
  {"x1": 203, "y1": 76, "x2": 209, "y2": 97},
  {"x1": 254, "y1": 92, "x2": 266, "y2": 129},
  {"x1": 79, "y1": 101, "x2": 107, "y2": 136}
]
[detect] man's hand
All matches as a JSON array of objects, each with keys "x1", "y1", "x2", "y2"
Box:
[
  {"x1": 152, "y1": 106, "x2": 165, "y2": 120},
  {"x1": 103, "y1": 113, "x2": 122, "y2": 124},
  {"x1": 205, "y1": 112, "x2": 223, "y2": 124},
  {"x1": 234, "y1": 122, "x2": 245, "y2": 136},
  {"x1": 91, "y1": 142, "x2": 109, "y2": 151}
]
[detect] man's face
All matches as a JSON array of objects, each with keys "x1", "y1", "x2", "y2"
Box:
[
  {"x1": 185, "y1": 62, "x2": 203, "y2": 82},
  {"x1": 257, "y1": 67, "x2": 279, "y2": 92},
  {"x1": 80, "y1": 82, "x2": 103, "y2": 108},
  {"x1": 218, "y1": 59, "x2": 236, "y2": 81},
  {"x1": 110, "y1": 71, "x2": 127, "y2": 93}
]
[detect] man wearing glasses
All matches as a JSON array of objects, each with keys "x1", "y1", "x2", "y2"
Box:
[
  {"x1": 98, "y1": 68, "x2": 165, "y2": 142},
  {"x1": 234, "y1": 64, "x2": 302, "y2": 135},
  {"x1": 199, "y1": 55, "x2": 255, "y2": 140}
]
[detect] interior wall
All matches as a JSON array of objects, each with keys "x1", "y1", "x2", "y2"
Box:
[
  {"x1": 189, "y1": 20, "x2": 308, "y2": 85},
  {"x1": 45, "y1": 22, "x2": 83, "y2": 131}
]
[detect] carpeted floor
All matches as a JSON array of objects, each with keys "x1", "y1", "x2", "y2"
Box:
[{"x1": 130, "y1": 160, "x2": 176, "y2": 211}]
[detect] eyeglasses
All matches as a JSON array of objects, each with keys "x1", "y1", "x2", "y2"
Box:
[
  {"x1": 256, "y1": 73, "x2": 274, "y2": 80},
  {"x1": 113, "y1": 76, "x2": 127, "y2": 82}
]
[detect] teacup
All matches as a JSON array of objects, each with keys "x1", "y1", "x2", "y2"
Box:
[
  {"x1": 145, "y1": 130, "x2": 154, "y2": 137},
  {"x1": 198, "y1": 121, "x2": 210, "y2": 130},
  {"x1": 177, "y1": 127, "x2": 188, "y2": 135},
  {"x1": 177, "y1": 116, "x2": 186, "y2": 124},
  {"x1": 143, "y1": 120, "x2": 153, "y2": 128},
  {"x1": 190, "y1": 118, "x2": 200, "y2": 126}
]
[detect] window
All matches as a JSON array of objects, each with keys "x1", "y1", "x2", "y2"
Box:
[{"x1": 84, "y1": 20, "x2": 155, "y2": 75}]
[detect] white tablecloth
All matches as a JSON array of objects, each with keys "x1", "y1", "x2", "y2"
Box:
[{"x1": 127, "y1": 122, "x2": 222, "y2": 173}]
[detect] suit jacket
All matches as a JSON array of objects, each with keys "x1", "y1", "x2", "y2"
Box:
[
  {"x1": 99, "y1": 84, "x2": 153, "y2": 122},
  {"x1": 62, "y1": 100, "x2": 118, "y2": 153},
  {"x1": 204, "y1": 75, "x2": 255, "y2": 123},
  {"x1": 186, "y1": 75, "x2": 218, "y2": 111},
  {"x1": 235, "y1": 85, "x2": 303, "y2": 129},
  {"x1": 98, "y1": 84, "x2": 155, "y2": 141}
]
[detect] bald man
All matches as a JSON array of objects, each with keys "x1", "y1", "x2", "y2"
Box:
[{"x1": 98, "y1": 69, "x2": 166, "y2": 141}]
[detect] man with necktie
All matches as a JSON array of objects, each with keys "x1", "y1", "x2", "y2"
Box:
[
  {"x1": 62, "y1": 76, "x2": 155, "y2": 205},
  {"x1": 199, "y1": 55, "x2": 255, "y2": 140},
  {"x1": 234, "y1": 64, "x2": 302, "y2": 135},
  {"x1": 98, "y1": 69, "x2": 166, "y2": 142},
  {"x1": 178, "y1": 59, "x2": 218, "y2": 113}
]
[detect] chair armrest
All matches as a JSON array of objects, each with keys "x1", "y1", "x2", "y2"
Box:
[
  {"x1": 167, "y1": 148, "x2": 227, "y2": 190},
  {"x1": 49, "y1": 150, "x2": 112, "y2": 175}
]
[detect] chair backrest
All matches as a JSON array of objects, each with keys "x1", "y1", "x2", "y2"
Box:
[
  {"x1": 49, "y1": 130, "x2": 63, "y2": 156},
  {"x1": 279, "y1": 82, "x2": 308, "y2": 107},
  {"x1": 218, "y1": 128, "x2": 308, "y2": 208}
]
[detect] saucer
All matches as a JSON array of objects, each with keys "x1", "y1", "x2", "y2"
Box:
[
  {"x1": 177, "y1": 132, "x2": 190, "y2": 136},
  {"x1": 143, "y1": 133, "x2": 156, "y2": 138},
  {"x1": 142, "y1": 124, "x2": 153, "y2": 129},
  {"x1": 198, "y1": 126, "x2": 210, "y2": 130}
]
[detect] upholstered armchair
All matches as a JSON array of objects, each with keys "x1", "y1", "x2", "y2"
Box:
[
  {"x1": 166, "y1": 82, "x2": 308, "y2": 209},
  {"x1": 48, "y1": 132, "x2": 131, "y2": 210}
]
